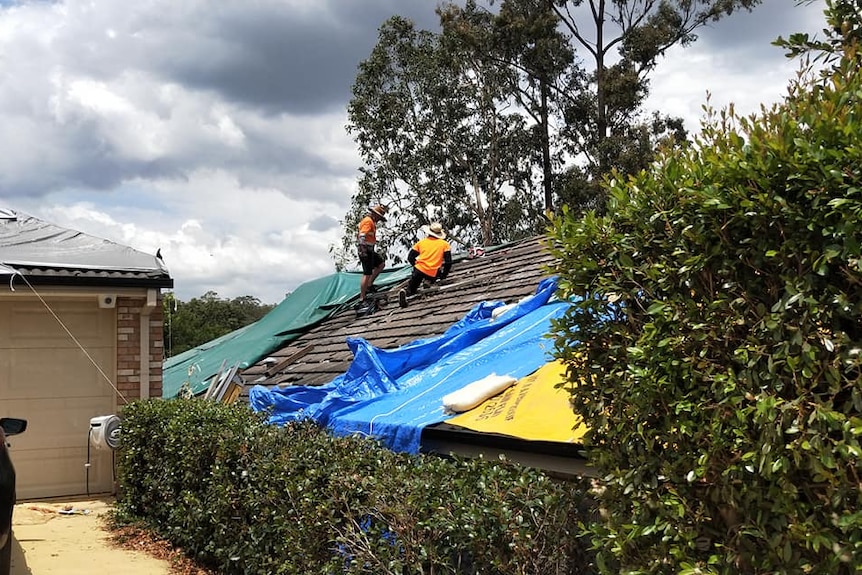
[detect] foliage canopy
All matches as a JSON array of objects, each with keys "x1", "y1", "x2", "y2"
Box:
[
  {"x1": 344, "y1": 11, "x2": 545, "y2": 261},
  {"x1": 338, "y1": 0, "x2": 758, "y2": 267},
  {"x1": 163, "y1": 291, "x2": 274, "y2": 357}
]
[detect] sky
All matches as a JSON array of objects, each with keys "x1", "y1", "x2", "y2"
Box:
[{"x1": 0, "y1": 0, "x2": 828, "y2": 304}]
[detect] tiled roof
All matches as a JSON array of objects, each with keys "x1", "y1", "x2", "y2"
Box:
[{"x1": 240, "y1": 236, "x2": 557, "y2": 393}]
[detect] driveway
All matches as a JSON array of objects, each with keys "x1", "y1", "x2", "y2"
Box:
[{"x1": 10, "y1": 497, "x2": 173, "y2": 575}]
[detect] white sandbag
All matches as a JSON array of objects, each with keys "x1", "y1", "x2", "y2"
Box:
[
  {"x1": 490, "y1": 295, "x2": 532, "y2": 320},
  {"x1": 442, "y1": 373, "x2": 517, "y2": 413},
  {"x1": 491, "y1": 303, "x2": 516, "y2": 320}
]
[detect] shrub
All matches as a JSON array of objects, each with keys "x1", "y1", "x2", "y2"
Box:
[
  {"x1": 547, "y1": 5, "x2": 862, "y2": 574},
  {"x1": 115, "y1": 398, "x2": 595, "y2": 574}
]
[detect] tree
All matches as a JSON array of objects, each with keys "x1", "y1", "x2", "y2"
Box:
[
  {"x1": 338, "y1": 0, "x2": 761, "y2": 265},
  {"x1": 547, "y1": 0, "x2": 761, "y2": 211},
  {"x1": 775, "y1": 0, "x2": 861, "y2": 62},
  {"x1": 163, "y1": 291, "x2": 274, "y2": 357},
  {"x1": 341, "y1": 13, "x2": 544, "y2": 263},
  {"x1": 547, "y1": 2, "x2": 862, "y2": 571},
  {"x1": 440, "y1": 0, "x2": 581, "y2": 213}
]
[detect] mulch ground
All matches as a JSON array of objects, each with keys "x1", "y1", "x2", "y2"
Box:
[{"x1": 106, "y1": 523, "x2": 219, "y2": 575}]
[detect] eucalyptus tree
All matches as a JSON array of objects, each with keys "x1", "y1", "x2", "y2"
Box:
[
  {"x1": 343, "y1": 14, "x2": 542, "y2": 260},
  {"x1": 339, "y1": 0, "x2": 764, "y2": 263},
  {"x1": 549, "y1": 0, "x2": 760, "y2": 210},
  {"x1": 439, "y1": 0, "x2": 580, "y2": 213},
  {"x1": 432, "y1": 0, "x2": 756, "y2": 215}
]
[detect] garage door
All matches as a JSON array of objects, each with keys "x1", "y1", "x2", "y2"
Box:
[{"x1": 0, "y1": 298, "x2": 117, "y2": 500}]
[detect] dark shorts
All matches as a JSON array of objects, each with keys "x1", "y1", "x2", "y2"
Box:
[
  {"x1": 408, "y1": 268, "x2": 437, "y2": 294},
  {"x1": 359, "y1": 250, "x2": 384, "y2": 275}
]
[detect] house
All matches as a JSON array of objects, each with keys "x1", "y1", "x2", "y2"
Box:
[
  {"x1": 0, "y1": 209, "x2": 172, "y2": 499},
  {"x1": 241, "y1": 236, "x2": 589, "y2": 476}
]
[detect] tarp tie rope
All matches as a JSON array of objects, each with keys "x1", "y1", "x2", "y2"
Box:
[
  {"x1": 5, "y1": 266, "x2": 129, "y2": 405},
  {"x1": 367, "y1": 304, "x2": 559, "y2": 435}
]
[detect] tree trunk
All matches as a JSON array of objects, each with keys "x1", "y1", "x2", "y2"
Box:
[
  {"x1": 540, "y1": 74, "x2": 553, "y2": 212},
  {"x1": 471, "y1": 174, "x2": 493, "y2": 247},
  {"x1": 594, "y1": 0, "x2": 607, "y2": 174}
]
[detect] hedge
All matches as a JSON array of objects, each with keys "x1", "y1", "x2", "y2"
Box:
[
  {"x1": 547, "y1": 6, "x2": 862, "y2": 574},
  {"x1": 113, "y1": 398, "x2": 595, "y2": 575}
]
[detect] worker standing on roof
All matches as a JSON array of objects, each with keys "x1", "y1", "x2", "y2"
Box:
[
  {"x1": 357, "y1": 204, "x2": 389, "y2": 306},
  {"x1": 399, "y1": 222, "x2": 452, "y2": 307}
]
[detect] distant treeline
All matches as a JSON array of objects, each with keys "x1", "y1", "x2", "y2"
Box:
[{"x1": 162, "y1": 291, "x2": 276, "y2": 357}]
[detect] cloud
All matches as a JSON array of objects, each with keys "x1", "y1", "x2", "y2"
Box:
[
  {"x1": 36, "y1": 170, "x2": 345, "y2": 303},
  {"x1": 645, "y1": 0, "x2": 827, "y2": 130},
  {"x1": 0, "y1": 0, "x2": 829, "y2": 304}
]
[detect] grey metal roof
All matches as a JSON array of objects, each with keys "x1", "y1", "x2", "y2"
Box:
[{"x1": 0, "y1": 209, "x2": 173, "y2": 289}]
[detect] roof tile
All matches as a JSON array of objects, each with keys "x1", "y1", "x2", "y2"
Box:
[{"x1": 240, "y1": 236, "x2": 555, "y2": 394}]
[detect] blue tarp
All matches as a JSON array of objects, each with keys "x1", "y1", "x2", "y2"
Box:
[{"x1": 249, "y1": 277, "x2": 569, "y2": 454}]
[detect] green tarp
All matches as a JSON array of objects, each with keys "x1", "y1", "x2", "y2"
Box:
[{"x1": 162, "y1": 267, "x2": 411, "y2": 398}]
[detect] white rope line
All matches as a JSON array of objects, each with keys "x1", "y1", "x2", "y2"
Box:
[
  {"x1": 7, "y1": 268, "x2": 130, "y2": 405},
  {"x1": 367, "y1": 304, "x2": 560, "y2": 435}
]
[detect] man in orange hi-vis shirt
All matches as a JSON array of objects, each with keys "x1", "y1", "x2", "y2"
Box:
[
  {"x1": 398, "y1": 222, "x2": 452, "y2": 307},
  {"x1": 357, "y1": 204, "x2": 388, "y2": 306}
]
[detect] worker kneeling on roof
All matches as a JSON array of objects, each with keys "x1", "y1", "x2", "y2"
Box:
[{"x1": 399, "y1": 222, "x2": 452, "y2": 306}]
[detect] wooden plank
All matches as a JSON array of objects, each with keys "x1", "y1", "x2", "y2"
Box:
[
  {"x1": 264, "y1": 345, "x2": 316, "y2": 377},
  {"x1": 213, "y1": 362, "x2": 241, "y2": 402},
  {"x1": 203, "y1": 359, "x2": 228, "y2": 400},
  {"x1": 221, "y1": 379, "x2": 243, "y2": 404}
]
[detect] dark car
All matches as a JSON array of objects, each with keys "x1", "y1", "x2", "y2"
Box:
[{"x1": 0, "y1": 418, "x2": 26, "y2": 575}]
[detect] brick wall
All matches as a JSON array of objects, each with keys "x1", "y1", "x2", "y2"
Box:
[{"x1": 116, "y1": 295, "x2": 164, "y2": 400}]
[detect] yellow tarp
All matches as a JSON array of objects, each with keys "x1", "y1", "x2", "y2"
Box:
[{"x1": 446, "y1": 361, "x2": 587, "y2": 443}]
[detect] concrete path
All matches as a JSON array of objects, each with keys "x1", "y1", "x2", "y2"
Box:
[{"x1": 11, "y1": 497, "x2": 172, "y2": 575}]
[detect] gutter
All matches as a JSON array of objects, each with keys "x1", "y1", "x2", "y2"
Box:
[{"x1": 421, "y1": 424, "x2": 594, "y2": 478}]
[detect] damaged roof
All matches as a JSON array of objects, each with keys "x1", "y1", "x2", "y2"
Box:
[
  {"x1": 241, "y1": 236, "x2": 557, "y2": 393},
  {"x1": 241, "y1": 235, "x2": 589, "y2": 475},
  {"x1": 0, "y1": 209, "x2": 172, "y2": 289}
]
